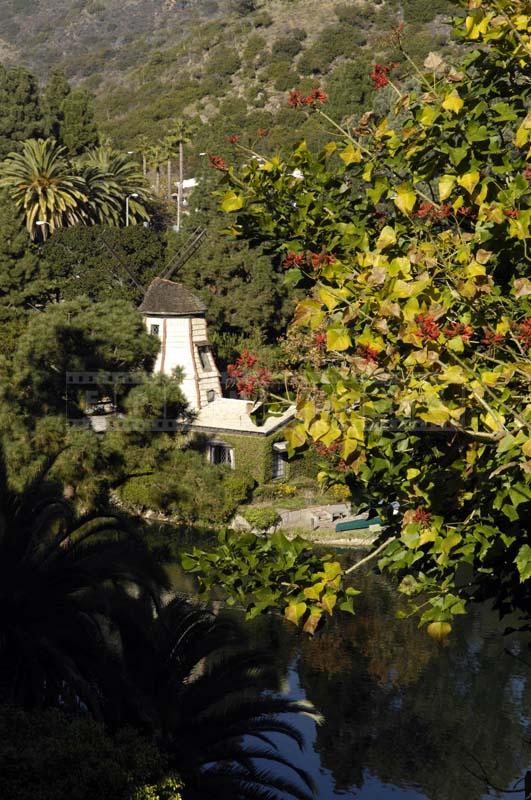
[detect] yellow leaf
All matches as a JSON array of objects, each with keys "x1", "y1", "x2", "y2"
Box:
[
  {"x1": 309, "y1": 417, "x2": 331, "y2": 441},
  {"x1": 419, "y1": 405, "x2": 451, "y2": 426},
  {"x1": 326, "y1": 327, "x2": 351, "y2": 351},
  {"x1": 376, "y1": 225, "x2": 396, "y2": 250},
  {"x1": 420, "y1": 106, "x2": 439, "y2": 126},
  {"x1": 340, "y1": 143, "x2": 362, "y2": 165},
  {"x1": 439, "y1": 174, "x2": 456, "y2": 201},
  {"x1": 441, "y1": 365, "x2": 466, "y2": 384},
  {"x1": 480, "y1": 371, "x2": 499, "y2": 386},
  {"x1": 300, "y1": 400, "x2": 316, "y2": 430},
  {"x1": 458, "y1": 171, "x2": 480, "y2": 194},
  {"x1": 515, "y1": 112, "x2": 531, "y2": 148},
  {"x1": 220, "y1": 190, "x2": 244, "y2": 212},
  {"x1": 523, "y1": 440, "x2": 531, "y2": 458},
  {"x1": 362, "y1": 162, "x2": 374, "y2": 181},
  {"x1": 294, "y1": 299, "x2": 325, "y2": 329},
  {"x1": 346, "y1": 417, "x2": 365, "y2": 442},
  {"x1": 482, "y1": 412, "x2": 506, "y2": 432},
  {"x1": 285, "y1": 423, "x2": 307, "y2": 452},
  {"x1": 320, "y1": 424, "x2": 342, "y2": 447},
  {"x1": 442, "y1": 89, "x2": 464, "y2": 114},
  {"x1": 394, "y1": 184, "x2": 416, "y2": 215},
  {"x1": 407, "y1": 468, "x2": 421, "y2": 480},
  {"x1": 319, "y1": 286, "x2": 340, "y2": 310},
  {"x1": 284, "y1": 602, "x2": 307, "y2": 626}
]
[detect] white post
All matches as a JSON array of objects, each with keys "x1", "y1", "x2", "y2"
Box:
[{"x1": 126, "y1": 193, "x2": 139, "y2": 227}]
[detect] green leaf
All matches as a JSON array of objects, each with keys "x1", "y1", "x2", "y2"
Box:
[{"x1": 515, "y1": 545, "x2": 531, "y2": 582}]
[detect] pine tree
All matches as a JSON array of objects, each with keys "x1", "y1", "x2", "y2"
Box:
[
  {"x1": 60, "y1": 89, "x2": 99, "y2": 155},
  {"x1": 42, "y1": 68, "x2": 71, "y2": 141},
  {"x1": 0, "y1": 190, "x2": 42, "y2": 307},
  {"x1": 0, "y1": 65, "x2": 43, "y2": 158}
]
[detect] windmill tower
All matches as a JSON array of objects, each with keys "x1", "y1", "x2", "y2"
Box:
[{"x1": 139, "y1": 276, "x2": 222, "y2": 411}]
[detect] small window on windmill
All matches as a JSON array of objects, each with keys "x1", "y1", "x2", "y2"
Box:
[
  {"x1": 197, "y1": 345, "x2": 212, "y2": 371},
  {"x1": 150, "y1": 324, "x2": 160, "y2": 336},
  {"x1": 207, "y1": 389, "x2": 216, "y2": 403}
]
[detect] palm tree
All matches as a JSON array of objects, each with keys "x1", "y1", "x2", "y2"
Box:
[
  {"x1": 80, "y1": 146, "x2": 151, "y2": 226},
  {"x1": 119, "y1": 595, "x2": 319, "y2": 800},
  {"x1": 135, "y1": 134, "x2": 150, "y2": 177},
  {"x1": 166, "y1": 120, "x2": 193, "y2": 231},
  {"x1": 147, "y1": 144, "x2": 165, "y2": 197},
  {"x1": 0, "y1": 138, "x2": 87, "y2": 240},
  {"x1": 0, "y1": 451, "x2": 168, "y2": 716}
]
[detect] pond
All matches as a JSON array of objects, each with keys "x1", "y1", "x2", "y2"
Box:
[{"x1": 166, "y1": 552, "x2": 530, "y2": 800}]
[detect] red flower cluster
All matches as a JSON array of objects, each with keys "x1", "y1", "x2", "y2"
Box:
[
  {"x1": 458, "y1": 206, "x2": 476, "y2": 219},
  {"x1": 209, "y1": 155, "x2": 228, "y2": 171},
  {"x1": 310, "y1": 251, "x2": 335, "y2": 269},
  {"x1": 481, "y1": 329, "x2": 504, "y2": 347},
  {"x1": 282, "y1": 250, "x2": 335, "y2": 270},
  {"x1": 413, "y1": 508, "x2": 431, "y2": 527},
  {"x1": 370, "y1": 63, "x2": 392, "y2": 90},
  {"x1": 416, "y1": 202, "x2": 452, "y2": 221},
  {"x1": 227, "y1": 350, "x2": 271, "y2": 398},
  {"x1": 314, "y1": 333, "x2": 327, "y2": 349},
  {"x1": 357, "y1": 345, "x2": 380, "y2": 363},
  {"x1": 314, "y1": 441, "x2": 341, "y2": 458},
  {"x1": 414, "y1": 314, "x2": 440, "y2": 341},
  {"x1": 287, "y1": 87, "x2": 328, "y2": 108},
  {"x1": 282, "y1": 251, "x2": 305, "y2": 268},
  {"x1": 503, "y1": 208, "x2": 519, "y2": 219},
  {"x1": 444, "y1": 322, "x2": 474, "y2": 342},
  {"x1": 226, "y1": 134, "x2": 240, "y2": 144},
  {"x1": 517, "y1": 318, "x2": 531, "y2": 349}
]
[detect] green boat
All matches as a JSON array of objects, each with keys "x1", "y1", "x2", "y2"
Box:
[{"x1": 335, "y1": 516, "x2": 381, "y2": 533}]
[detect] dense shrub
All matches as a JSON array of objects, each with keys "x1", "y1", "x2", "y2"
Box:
[
  {"x1": 242, "y1": 506, "x2": 281, "y2": 532},
  {"x1": 272, "y1": 36, "x2": 303, "y2": 61},
  {"x1": 205, "y1": 45, "x2": 241, "y2": 77},
  {"x1": 0, "y1": 707, "x2": 164, "y2": 800},
  {"x1": 118, "y1": 451, "x2": 254, "y2": 525},
  {"x1": 243, "y1": 33, "x2": 266, "y2": 64}
]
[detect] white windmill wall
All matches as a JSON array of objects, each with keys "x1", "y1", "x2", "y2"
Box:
[{"x1": 144, "y1": 314, "x2": 221, "y2": 411}]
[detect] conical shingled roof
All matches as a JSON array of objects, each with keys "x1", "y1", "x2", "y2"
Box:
[{"x1": 139, "y1": 277, "x2": 206, "y2": 316}]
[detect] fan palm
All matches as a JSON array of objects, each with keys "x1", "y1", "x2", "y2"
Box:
[
  {"x1": 0, "y1": 451, "x2": 168, "y2": 717},
  {"x1": 0, "y1": 138, "x2": 87, "y2": 239},
  {"x1": 81, "y1": 146, "x2": 151, "y2": 225},
  {"x1": 118, "y1": 595, "x2": 319, "y2": 800}
]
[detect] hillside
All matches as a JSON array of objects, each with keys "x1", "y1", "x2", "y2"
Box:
[{"x1": 0, "y1": 0, "x2": 459, "y2": 150}]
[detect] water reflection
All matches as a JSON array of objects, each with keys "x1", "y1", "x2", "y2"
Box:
[{"x1": 169, "y1": 559, "x2": 530, "y2": 800}]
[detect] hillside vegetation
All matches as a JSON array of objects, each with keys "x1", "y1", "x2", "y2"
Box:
[{"x1": 0, "y1": 0, "x2": 458, "y2": 151}]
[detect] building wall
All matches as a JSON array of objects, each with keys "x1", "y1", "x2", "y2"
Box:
[{"x1": 143, "y1": 315, "x2": 221, "y2": 411}]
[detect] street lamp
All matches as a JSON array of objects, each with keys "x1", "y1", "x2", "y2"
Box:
[{"x1": 125, "y1": 193, "x2": 139, "y2": 227}]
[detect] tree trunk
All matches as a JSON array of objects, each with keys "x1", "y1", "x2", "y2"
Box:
[
  {"x1": 142, "y1": 152, "x2": 147, "y2": 177},
  {"x1": 156, "y1": 165, "x2": 160, "y2": 196},
  {"x1": 167, "y1": 158, "x2": 172, "y2": 200}
]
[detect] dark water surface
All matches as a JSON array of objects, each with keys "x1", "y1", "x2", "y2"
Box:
[{"x1": 166, "y1": 557, "x2": 530, "y2": 800}]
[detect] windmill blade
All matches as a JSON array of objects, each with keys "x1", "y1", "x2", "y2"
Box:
[
  {"x1": 100, "y1": 233, "x2": 144, "y2": 291},
  {"x1": 160, "y1": 226, "x2": 207, "y2": 281}
]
